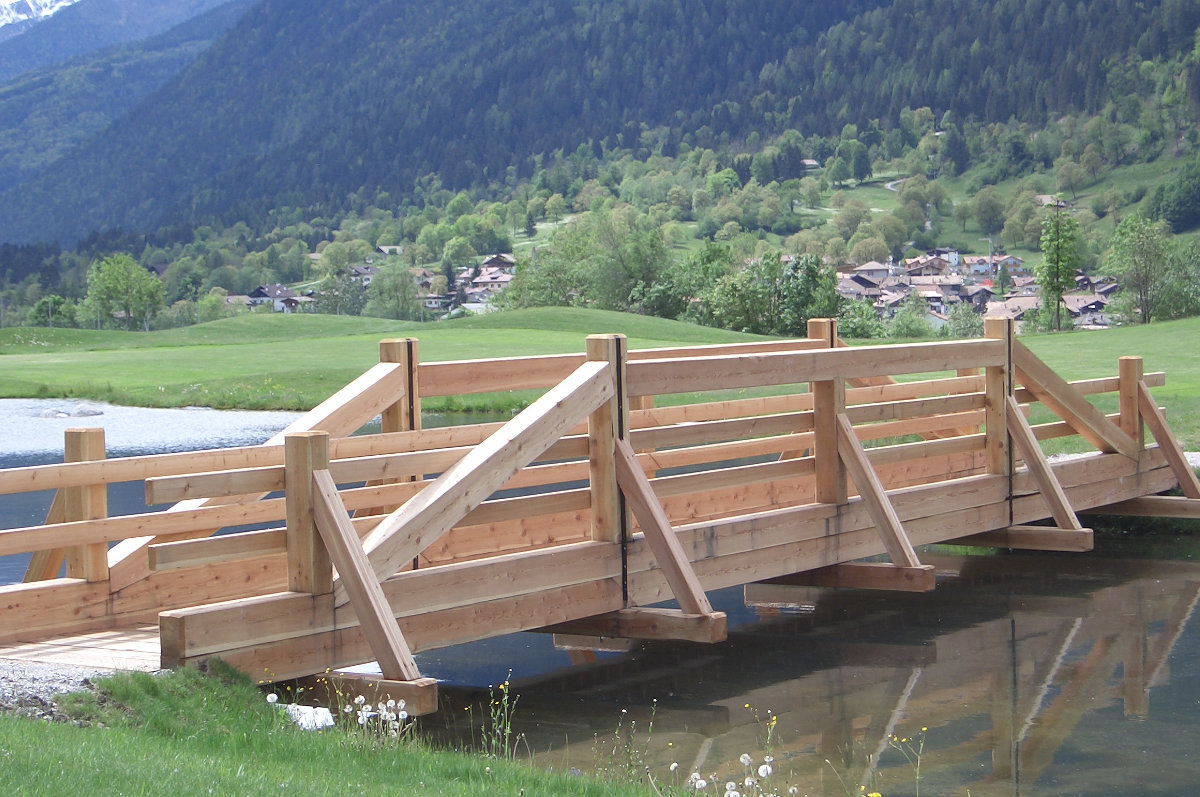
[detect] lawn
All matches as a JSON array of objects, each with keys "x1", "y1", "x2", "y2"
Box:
[{"x1": 1, "y1": 307, "x2": 1195, "y2": 446}]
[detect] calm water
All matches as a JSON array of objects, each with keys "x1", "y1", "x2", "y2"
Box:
[{"x1": 4, "y1": 401, "x2": 1200, "y2": 794}]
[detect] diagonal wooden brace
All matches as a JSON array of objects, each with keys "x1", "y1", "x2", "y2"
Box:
[
  {"x1": 311, "y1": 469, "x2": 421, "y2": 682},
  {"x1": 614, "y1": 438, "x2": 716, "y2": 616},
  {"x1": 1137, "y1": 381, "x2": 1200, "y2": 499},
  {"x1": 835, "y1": 413, "x2": 925, "y2": 571},
  {"x1": 1006, "y1": 395, "x2": 1086, "y2": 532},
  {"x1": 1013, "y1": 341, "x2": 1138, "y2": 458}
]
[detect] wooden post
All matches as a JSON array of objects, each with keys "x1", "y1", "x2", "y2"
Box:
[
  {"x1": 587, "y1": 334, "x2": 628, "y2": 543},
  {"x1": 63, "y1": 428, "x2": 108, "y2": 582},
  {"x1": 809, "y1": 319, "x2": 846, "y2": 503},
  {"x1": 1118, "y1": 356, "x2": 1143, "y2": 452},
  {"x1": 379, "y1": 338, "x2": 420, "y2": 434},
  {"x1": 285, "y1": 431, "x2": 332, "y2": 594},
  {"x1": 984, "y1": 317, "x2": 1012, "y2": 477}
]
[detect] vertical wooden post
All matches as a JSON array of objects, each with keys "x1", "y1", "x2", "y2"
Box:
[
  {"x1": 1118, "y1": 356, "x2": 1144, "y2": 453},
  {"x1": 63, "y1": 428, "x2": 108, "y2": 582},
  {"x1": 379, "y1": 338, "x2": 420, "y2": 434},
  {"x1": 587, "y1": 334, "x2": 628, "y2": 543},
  {"x1": 809, "y1": 318, "x2": 846, "y2": 504},
  {"x1": 285, "y1": 431, "x2": 332, "y2": 594},
  {"x1": 984, "y1": 317, "x2": 1012, "y2": 477}
]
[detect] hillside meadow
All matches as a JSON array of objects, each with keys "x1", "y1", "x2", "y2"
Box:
[{"x1": 1, "y1": 307, "x2": 1195, "y2": 445}]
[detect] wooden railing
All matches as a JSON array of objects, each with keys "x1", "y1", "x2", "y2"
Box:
[{"x1": 2, "y1": 318, "x2": 1198, "y2": 714}]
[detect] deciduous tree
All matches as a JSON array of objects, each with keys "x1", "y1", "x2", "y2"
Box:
[
  {"x1": 85, "y1": 253, "x2": 164, "y2": 331},
  {"x1": 1037, "y1": 201, "x2": 1083, "y2": 330}
]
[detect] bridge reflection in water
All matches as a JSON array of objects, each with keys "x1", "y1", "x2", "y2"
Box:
[{"x1": 421, "y1": 549, "x2": 1200, "y2": 796}]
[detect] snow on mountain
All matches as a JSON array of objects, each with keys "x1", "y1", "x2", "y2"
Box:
[{"x1": 0, "y1": 0, "x2": 81, "y2": 30}]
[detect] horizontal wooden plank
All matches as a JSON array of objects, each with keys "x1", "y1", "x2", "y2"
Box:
[
  {"x1": 148, "y1": 528, "x2": 287, "y2": 570},
  {"x1": 0, "y1": 498, "x2": 286, "y2": 557},
  {"x1": 627, "y1": 340, "x2": 1004, "y2": 397},
  {"x1": 632, "y1": 410, "x2": 815, "y2": 450},
  {"x1": 419, "y1": 353, "x2": 582, "y2": 397},
  {"x1": 0, "y1": 578, "x2": 112, "y2": 644},
  {"x1": 540, "y1": 608, "x2": 727, "y2": 643},
  {"x1": 952, "y1": 526, "x2": 1094, "y2": 552},
  {"x1": 1084, "y1": 496, "x2": 1200, "y2": 518},
  {"x1": 764, "y1": 562, "x2": 936, "y2": 592}
]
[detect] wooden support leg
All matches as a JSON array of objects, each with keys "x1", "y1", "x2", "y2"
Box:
[{"x1": 289, "y1": 671, "x2": 438, "y2": 717}]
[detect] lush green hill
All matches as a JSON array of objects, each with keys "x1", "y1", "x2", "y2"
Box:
[{"x1": 4, "y1": 0, "x2": 1196, "y2": 246}]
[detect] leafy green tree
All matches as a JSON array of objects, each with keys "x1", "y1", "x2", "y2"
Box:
[
  {"x1": 943, "y1": 302, "x2": 984, "y2": 338},
  {"x1": 1105, "y1": 214, "x2": 1171, "y2": 323},
  {"x1": 640, "y1": 241, "x2": 732, "y2": 322},
  {"x1": 827, "y1": 157, "x2": 851, "y2": 188},
  {"x1": 26, "y1": 294, "x2": 75, "y2": 328},
  {"x1": 85, "y1": 253, "x2": 164, "y2": 331},
  {"x1": 973, "y1": 187, "x2": 1006, "y2": 235},
  {"x1": 313, "y1": 272, "x2": 366, "y2": 316},
  {"x1": 545, "y1": 193, "x2": 567, "y2": 223},
  {"x1": 1037, "y1": 202, "x2": 1083, "y2": 330},
  {"x1": 838, "y1": 298, "x2": 885, "y2": 339},
  {"x1": 887, "y1": 293, "x2": 933, "y2": 339},
  {"x1": 364, "y1": 260, "x2": 424, "y2": 320}
]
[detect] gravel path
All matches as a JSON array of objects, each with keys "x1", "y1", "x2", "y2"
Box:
[{"x1": 0, "y1": 660, "x2": 118, "y2": 720}]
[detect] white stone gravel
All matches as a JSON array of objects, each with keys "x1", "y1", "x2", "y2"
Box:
[{"x1": 0, "y1": 660, "x2": 116, "y2": 717}]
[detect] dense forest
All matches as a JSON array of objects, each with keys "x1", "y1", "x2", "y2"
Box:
[{"x1": 3, "y1": 0, "x2": 1200, "y2": 246}]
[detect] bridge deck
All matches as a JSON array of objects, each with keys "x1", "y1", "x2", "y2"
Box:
[{"x1": 0, "y1": 625, "x2": 159, "y2": 672}]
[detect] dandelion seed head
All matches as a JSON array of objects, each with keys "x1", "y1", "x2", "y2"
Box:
[
  {"x1": 670, "y1": 762, "x2": 679, "y2": 773},
  {"x1": 694, "y1": 779, "x2": 708, "y2": 790},
  {"x1": 266, "y1": 693, "x2": 278, "y2": 704},
  {"x1": 739, "y1": 753, "x2": 754, "y2": 766},
  {"x1": 759, "y1": 763, "x2": 773, "y2": 778},
  {"x1": 353, "y1": 695, "x2": 366, "y2": 706}
]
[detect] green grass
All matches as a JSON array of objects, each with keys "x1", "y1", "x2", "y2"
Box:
[
  {"x1": 2, "y1": 307, "x2": 1197, "y2": 447},
  {"x1": 0, "y1": 664, "x2": 649, "y2": 797},
  {"x1": 0, "y1": 308, "x2": 765, "y2": 410}
]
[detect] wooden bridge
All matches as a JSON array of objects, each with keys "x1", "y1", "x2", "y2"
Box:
[{"x1": 2, "y1": 318, "x2": 1198, "y2": 715}]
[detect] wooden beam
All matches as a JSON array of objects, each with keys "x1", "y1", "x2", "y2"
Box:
[
  {"x1": 291, "y1": 672, "x2": 438, "y2": 717},
  {"x1": 1012, "y1": 341, "x2": 1138, "y2": 458},
  {"x1": 1118, "y1": 357, "x2": 1144, "y2": 449},
  {"x1": 763, "y1": 562, "x2": 936, "y2": 592},
  {"x1": 953, "y1": 525, "x2": 1093, "y2": 552},
  {"x1": 614, "y1": 438, "x2": 713, "y2": 615},
  {"x1": 1006, "y1": 396, "x2": 1084, "y2": 531},
  {"x1": 1085, "y1": 496, "x2": 1200, "y2": 518},
  {"x1": 62, "y1": 428, "x2": 108, "y2": 582},
  {"x1": 351, "y1": 360, "x2": 614, "y2": 598},
  {"x1": 627, "y1": 339, "x2": 1005, "y2": 397},
  {"x1": 1138, "y1": 380, "x2": 1200, "y2": 499},
  {"x1": 149, "y1": 528, "x2": 287, "y2": 570},
  {"x1": 311, "y1": 469, "x2": 420, "y2": 681},
  {"x1": 539, "y1": 607, "x2": 726, "y2": 644},
  {"x1": 835, "y1": 413, "x2": 921, "y2": 568},
  {"x1": 814, "y1": 379, "x2": 846, "y2": 504},
  {"x1": 285, "y1": 432, "x2": 332, "y2": 595},
  {"x1": 984, "y1": 317, "x2": 1012, "y2": 476},
  {"x1": 22, "y1": 490, "x2": 66, "y2": 582},
  {"x1": 588, "y1": 334, "x2": 627, "y2": 544}
]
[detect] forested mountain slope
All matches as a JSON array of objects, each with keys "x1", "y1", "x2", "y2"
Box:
[
  {"x1": 0, "y1": 0, "x2": 253, "y2": 193},
  {"x1": 0, "y1": 0, "x2": 234, "y2": 83},
  {"x1": 1, "y1": 0, "x2": 1198, "y2": 246}
]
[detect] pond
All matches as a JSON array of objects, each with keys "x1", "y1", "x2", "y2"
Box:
[{"x1": 3, "y1": 399, "x2": 1200, "y2": 795}]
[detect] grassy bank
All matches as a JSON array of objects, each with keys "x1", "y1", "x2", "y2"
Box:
[
  {"x1": 0, "y1": 664, "x2": 652, "y2": 796},
  {"x1": 0, "y1": 308, "x2": 762, "y2": 411},
  {"x1": 1, "y1": 307, "x2": 1195, "y2": 445}
]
